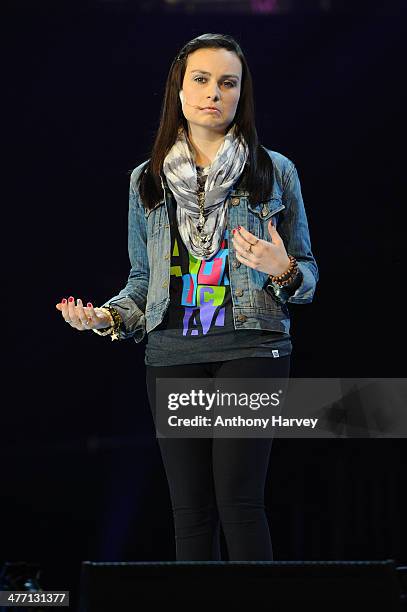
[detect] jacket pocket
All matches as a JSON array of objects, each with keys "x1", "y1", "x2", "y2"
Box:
[
  {"x1": 247, "y1": 197, "x2": 285, "y2": 238},
  {"x1": 247, "y1": 196, "x2": 285, "y2": 220}
]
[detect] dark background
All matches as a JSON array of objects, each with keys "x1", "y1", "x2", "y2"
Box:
[{"x1": 3, "y1": 1, "x2": 406, "y2": 608}]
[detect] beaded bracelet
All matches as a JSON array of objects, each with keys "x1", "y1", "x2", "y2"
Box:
[
  {"x1": 275, "y1": 268, "x2": 299, "y2": 287},
  {"x1": 92, "y1": 306, "x2": 123, "y2": 341},
  {"x1": 269, "y1": 255, "x2": 298, "y2": 287}
]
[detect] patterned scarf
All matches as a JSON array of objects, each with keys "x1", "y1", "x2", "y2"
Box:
[{"x1": 162, "y1": 124, "x2": 249, "y2": 261}]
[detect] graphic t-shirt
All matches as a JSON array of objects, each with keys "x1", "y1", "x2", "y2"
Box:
[{"x1": 144, "y1": 165, "x2": 292, "y2": 366}]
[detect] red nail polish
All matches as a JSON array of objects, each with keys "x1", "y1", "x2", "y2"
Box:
[
  {"x1": 87, "y1": 302, "x2": 93, "y2": 308},
  {"x1": 237, "y1": 225, "x2": 241, "y2": 230},
  {"x1": 232, "y1": 229, "x2": 236, "y2": 234},
  {"x1": 62, "y1": 298, "x2": 67, "y2": 304},
  {"x1": 68, "y1": 297, "x2": 74, "y2": 303}
]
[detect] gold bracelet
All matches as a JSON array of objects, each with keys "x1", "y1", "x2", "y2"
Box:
[{"x1": 92, "y1": 306, "x2": 122, "y2": 341}]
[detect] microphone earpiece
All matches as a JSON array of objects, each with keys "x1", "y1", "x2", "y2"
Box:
[{"x1": 179, "y1": 90, "x2": 200, "y2": 109}]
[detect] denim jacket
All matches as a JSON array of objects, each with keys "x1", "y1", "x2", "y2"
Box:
[{"x1": 101, "y1": 147, "x2": 319, "y2": 344}]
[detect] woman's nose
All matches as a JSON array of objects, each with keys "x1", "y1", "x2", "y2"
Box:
[{"x1": 207, "y1": 85, "x2": 221, "y2": 100}]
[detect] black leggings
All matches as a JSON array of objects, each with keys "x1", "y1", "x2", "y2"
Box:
[{"x1": 145, "y1": 355, "x2": 290, "y2": 561}]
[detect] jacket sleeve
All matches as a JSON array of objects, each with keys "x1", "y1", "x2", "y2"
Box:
[
  {"x1": 98, "y1": 164, "x2": 150, "y2": 342},
  {"x1": 264, "y1": 161, "x2": 319, "y2": 305}
]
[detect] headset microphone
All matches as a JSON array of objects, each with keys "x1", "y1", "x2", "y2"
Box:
[{"x1": 179, "y1": 91, "x2": 200, "y2": 109}]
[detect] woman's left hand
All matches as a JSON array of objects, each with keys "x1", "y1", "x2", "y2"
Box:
[{"x1": 231, "y1": 220, "x2": 290, "y2": 277}]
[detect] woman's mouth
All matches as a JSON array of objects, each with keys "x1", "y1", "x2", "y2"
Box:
[{"x1": 200, "y1": 107, "x2": 221, "y2": 114}]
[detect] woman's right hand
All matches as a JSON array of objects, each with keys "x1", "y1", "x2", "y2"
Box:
[{"x1": 55, "y1": 296, "x2": 112, "y2": 331}]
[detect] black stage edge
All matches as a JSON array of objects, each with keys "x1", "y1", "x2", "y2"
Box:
[{"x1": 79, "y1": 559, "x2": 403, "y2": 611}]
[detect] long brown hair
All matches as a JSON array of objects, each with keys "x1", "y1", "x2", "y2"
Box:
[{"x1": 138, "y1": 33, "x2": 274, "y2": 210}]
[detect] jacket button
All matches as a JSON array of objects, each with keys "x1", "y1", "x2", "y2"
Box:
[
  {"x1": 162, "y1": 281, "x2": 169, "y2": 288},
  {"x1": 164, "y1": 252, "x2": 170, "y2": 260},
  {"x1": 231, "y1": 197, "x2": 240, "y2": 206},
  {"x1": 235, "y1": 288, "x2": 244, "y2": 297},
  {"x1": 261, "y1": 206, "x2": 269, "y2": 217},
  {"x1": 232, "y1": 260, "x2": 241, "y2": 269},
  {"x1": 237, "y1": 314, "x2": 247, "y2": 322}
]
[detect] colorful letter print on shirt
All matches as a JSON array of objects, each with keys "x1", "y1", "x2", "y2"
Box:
[{"x1": 170, "y1": 229, "x2": 233, "y2": 336}]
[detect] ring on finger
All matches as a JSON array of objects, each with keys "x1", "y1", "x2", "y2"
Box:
[{"x1": 246, "y1": 238, "x2": 259, "y2": 253}]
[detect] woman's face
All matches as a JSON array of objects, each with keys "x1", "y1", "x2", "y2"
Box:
[{"x1": 180, "y1": 47, "x2": 242, "y2": 135}]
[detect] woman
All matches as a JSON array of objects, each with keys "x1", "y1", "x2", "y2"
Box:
[{"x1": 56, "y1": 33, "x2": 318, "y2": 561}]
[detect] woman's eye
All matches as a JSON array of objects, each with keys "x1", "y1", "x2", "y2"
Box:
[{"x1": 193, "y1": 77, "x2": 237, "y2": 88}]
